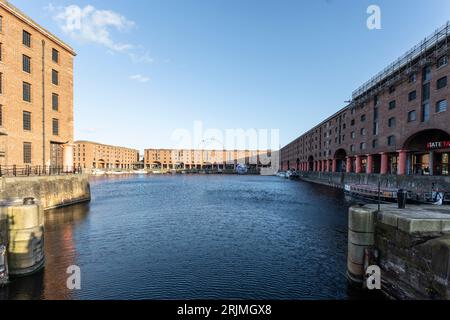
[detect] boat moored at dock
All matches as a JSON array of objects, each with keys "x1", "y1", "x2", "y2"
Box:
[{"x1": 343, "y1": 183, "x2": 449, "y2": 205}]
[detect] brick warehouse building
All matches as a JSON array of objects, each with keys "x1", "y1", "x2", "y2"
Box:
[
  {"x1": 74, "y1": 141, "x2": 140, "y2": 170},
  {"x1": 145, "y1": 149, "x2": 271, "y2": 170},
  {"x1": 0, "y1": 0, "x2": 75, "y2": 170},
  {"x1": 281, "y1": 22, "x2": 450, "y2": 177}
]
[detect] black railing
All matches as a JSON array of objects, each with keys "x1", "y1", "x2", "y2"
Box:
[{"x1": 0, "y1": 165, "x2": 83, "y2": 177}]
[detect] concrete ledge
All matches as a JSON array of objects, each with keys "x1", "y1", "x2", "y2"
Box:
[
  {"x1": 0, "y1": 174, "x2": 91, "y2": 210},
  {"x1": 367, "y1": 204, "x2": 450, "y2": 235}
]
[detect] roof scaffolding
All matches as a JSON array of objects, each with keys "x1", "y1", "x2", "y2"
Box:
[{"x1": 352, "y1": 21, "x2": 450, "y2": 102}]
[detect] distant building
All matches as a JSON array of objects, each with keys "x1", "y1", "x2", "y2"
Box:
[
  {"x1": 144, "y1": 149, "x2": 272, "y2": 170},
  {"x1": 281, "y1": 22, "x2": 450, "y2": 177},
  {"x1": 74, "y1": 141, "x2": 139, "y2": 170},
  {"x1": 0, "y1": 0, "x2": 76, "y2": 169}
]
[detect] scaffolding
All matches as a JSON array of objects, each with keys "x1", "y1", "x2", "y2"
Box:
[{"x1": 352, "y1": 21, "x2": 450, "y2": 103}]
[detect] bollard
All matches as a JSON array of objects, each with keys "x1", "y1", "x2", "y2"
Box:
[
  {"x1": 397, "y1": 190, "x2": 407, "y2": 209},
  {"x1": 347, "y1": 205, "x2": 377, "y2": 287},
  {"x1": 5, "y1": 198, "x2": 45, "y2": 277}
]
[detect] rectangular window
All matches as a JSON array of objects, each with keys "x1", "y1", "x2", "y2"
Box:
[
  {"x1": 388, "y1": 135, "x2": 396, "y2": 147},
  {"x1": 52, "y1": 118, "x2": 59, "y2": 135},
  {"x1": 389, "y1": 100, "x2": 396, "y2": 110},
  {"x1": 409, "y1": 73, "x2": 417, "y2": 83},
  {"x1": 52, "y1": 69, "x2": 59, "y2": 85},
  {"x1": 374, "y1": 95, "x2": 379, "y2": 106},
  {"x1": 408, "y1": 110, "x2": 417, "y2": 122},
  {"x1": 351, "y1": 131, "x2": 356, "y2": 139},
  {"x1": 422, "y1": 66, "x2": 431, "y2": 82},
  {"x1": 422, "y1": 82, "x2": 430, "y2": 101},
  {"x1": 372, "y1": 139, "x2": 378, "y2": 149},
  {"x1": 23, "y1": 55, "x2": 31, "y2": 73},
  {"x1": 437, "y1": 76, "x2": 447, "y2": 90},
  {"x1": 373, "y1": 122, "x2": 379, "y2": 136},
  {"x1": 0, "y1": 105, "x2": 2, "y2": 127},
  {"x1": 388, "y1": 117, "x2": 396, "y2": 128},
  {"x1": 0, "y1": 43, "x2": 2, "y2": 61},
  {"x1": 23, "y1": 111, "x2": 31, "y2": 131},
  {"x1": 0, "y1": 16, "x2": 3, "y2": 33},
  {"x1": 0, "y1": 73, "x2": 3, "y2": 94},
  {"x1": 360, "y1": 128, "x2": 366, "y2": 136},
  {"x1": 437, "y1": 56, "x2": 448, "y2": 68},
  {"x1": 408, "y1": 91, "x2": 417, "y2": 101},
  {"x1": 52, "y1": 48, "x2": 59, "y2": 63},
  {"x1": 389, "y1": 85, "x2": 396, "y2": 94},
  {"x1": 360, "y1": 143, "x2": 366, "y2": 151},
  {"x1": 23, "y1": 142, "x2": 32, "y2": 164},
  {"x1": 361, "y1": 114, "x2": 366, "y2": 122},
  {"x1": 23, "y1": 82, "x2": 31, "y2": 102},
  {"x1": 52, "y1": 93, "x2": 59, "y2": 111},
  {"x1": 436, "y1": 99, "x2": 448, "y2": 113},
  {"x1": 23, "y1": 30, "x2": 31, "y2": 47},
  {"x1": 421, "y1": 102, "x2": 430, "y2": 122}
]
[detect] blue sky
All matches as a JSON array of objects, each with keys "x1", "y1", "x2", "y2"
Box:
[{"x1": 11, "y1": 0, "x2": 450, "y2": 152}]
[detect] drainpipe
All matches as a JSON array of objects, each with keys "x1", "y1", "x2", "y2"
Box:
[{"x1": 41, "y1": 40, "x2": 46, "y2": 167}]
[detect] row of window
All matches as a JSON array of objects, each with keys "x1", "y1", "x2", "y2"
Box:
[
  {"x1": 22, "y1": 81, "x2": 60, "y2": 110},
  {"x1": 325, "y1": 76, "x2": 448, "y2": 143},
  {"x1": 287, "y1": 58, "x2": 450, "y2": 159},
  {"x1": 0, "y1": 20, "x2": 61, "y2": 63},
  {"x1": 346, "y1": 100, "x2": 448, "y2": 149},
  {"x1": 349, "y1": 135, "x2": 396, "y2": 152},
  {"x1": 22, "y1": 111, "x2": 59, "y2": 135},
  {"x1": 22, "y1": 29, "x2": 60, "y2": 63},
  {"x1": 21, "y1": 54, "x2": 60, "y2": 84}
]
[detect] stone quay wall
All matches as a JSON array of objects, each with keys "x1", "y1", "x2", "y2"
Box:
[
  {"x1": 349, "y1": 204, "x2": 450, "y2": 300},
  {"x1": 0, "y1": 174, "x2": 91, "y2": 210},
  {"x1": 298, "y1": 172, "x2": 450, "y2": 193}
]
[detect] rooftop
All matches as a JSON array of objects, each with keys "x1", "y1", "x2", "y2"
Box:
[
  {"x1": 0, "y1": 0, "x2": 76, "y2": 55},
  {"x1": 352, "y1": 21, "x2": 450, "y2": 100}
]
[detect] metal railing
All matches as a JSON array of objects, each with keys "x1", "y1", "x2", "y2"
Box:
[
  {"x1": 0, "y1": 165, "x2": 83, "y2": 177},
  {"x1": 352, "y1": 21, "x2": 450, "y2": 99}
]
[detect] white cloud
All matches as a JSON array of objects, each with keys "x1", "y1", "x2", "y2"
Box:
[
  {"x1": 129, "y1": 51, "x2": 154, "y2": 64},
  {"x1": 50, "y1": 4, "x2": 135, "y2": 52},
  {"x1": 129, "y1": 74, "x2": 150, "y2": 83}
]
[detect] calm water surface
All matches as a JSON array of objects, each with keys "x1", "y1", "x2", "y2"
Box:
[{"x1": 1, "y1": 175, "x2": 359, "y2": 300}]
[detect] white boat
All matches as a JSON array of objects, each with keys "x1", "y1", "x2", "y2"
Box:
[
  {"x1": 277, "y1": 172, "x2": 287, "y2": 178},
  {"x1": 106, "y1": 171, "x2": 123, "y2": 175},
  {"x1": 285, "y1": 171, "x2": 292, "y2": 179},
  {"x1": 92, "y1": 169, "x2": 106, "y2": 176}
]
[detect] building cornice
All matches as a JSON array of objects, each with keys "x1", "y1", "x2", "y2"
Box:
[
  {"x1": 0, "y1": 0, "x2": 76, "y2": 56},
  {"x1": 75, "y1": 141, "x2": 139, "y2": 153}
]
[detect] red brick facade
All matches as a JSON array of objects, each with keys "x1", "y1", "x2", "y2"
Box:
[{"x1": 281, "y1": 24, "x2": 450, "y2": 176}]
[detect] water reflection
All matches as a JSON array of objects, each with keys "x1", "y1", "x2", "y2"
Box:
[
  {"x1": 0, "y1": 203, "x2": 90, "y2": 300},
  {"x1": 1, "y1": 175, "x2": 378, "y2": 300}
]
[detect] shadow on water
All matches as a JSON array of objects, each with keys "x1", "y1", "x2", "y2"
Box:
[{"x1": 0, "y1": 202, "x2": 91, "y2": 300}]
